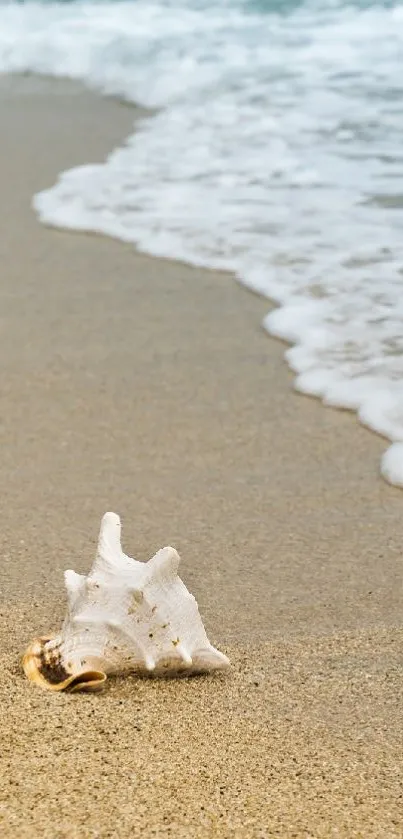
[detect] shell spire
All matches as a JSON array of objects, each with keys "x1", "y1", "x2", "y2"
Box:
[{"x1": 23, "y1": 512, "x2": 229, "y2": 692}]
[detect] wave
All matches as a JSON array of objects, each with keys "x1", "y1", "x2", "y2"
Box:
[{"x1": 2, "y1": 0, "x2": 403, "y2": 484}]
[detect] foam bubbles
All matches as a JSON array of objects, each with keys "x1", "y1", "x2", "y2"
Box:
[{"x1": 382, "y1": 443, "x2": 403, "y2": 488}]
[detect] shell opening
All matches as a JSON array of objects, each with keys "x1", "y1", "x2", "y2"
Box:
[{"x1": 22, "y1": 637, "x2": 107, "y2": 692}]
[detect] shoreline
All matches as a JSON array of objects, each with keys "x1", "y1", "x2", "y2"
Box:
[{"x1": 0, "y1": 74, "x2": 402, "y2": 838}]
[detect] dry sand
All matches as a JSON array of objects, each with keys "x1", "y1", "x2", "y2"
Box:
[{"x1": 0, "y1": 75, "x2": 402, "y2": 838}]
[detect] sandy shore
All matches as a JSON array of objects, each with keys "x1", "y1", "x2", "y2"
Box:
[{"x1": 0, "y1": 75, "x2": 402, "y2": 838}]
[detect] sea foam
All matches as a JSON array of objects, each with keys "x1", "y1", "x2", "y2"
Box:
[{"x1": 1, "y1": 0, "x2": 403, "y2": 484}]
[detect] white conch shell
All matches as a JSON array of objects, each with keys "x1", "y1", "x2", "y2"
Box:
[{"x1": 23, "y1": 512, "x2": 229, "y2": 691}]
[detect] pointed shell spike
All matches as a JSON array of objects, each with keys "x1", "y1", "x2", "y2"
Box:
[
  {"x1": 23, "y1": 512, "x2": 230, "y2": 691},
  {"x1": 176, "y1": 644, "x2": 193, "y2": 666},
  {"x1": 147, "y1": 546, "x2": 180, "y2": 580},
  {"x1": 64, "y1": 570, "x2": 86, "y2": 609},
  {"x1": 144, "y1": 654, "x2": 156, "y2": 672},
  {"x1": 96, "y1": 511, "x2": 123, "y2": 566}
]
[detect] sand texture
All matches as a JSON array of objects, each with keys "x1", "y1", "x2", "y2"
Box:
[{"x1": 0, "y1": 75, "x2": 402, "y2": 838}]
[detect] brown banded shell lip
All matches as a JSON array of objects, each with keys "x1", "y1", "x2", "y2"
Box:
[{"x1": 22, "y1": 636, "x2": 107, "y2": 692}]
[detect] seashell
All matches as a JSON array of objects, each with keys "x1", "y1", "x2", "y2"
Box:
[{"x1": 23, "y1": 512, "x2": 229, "y2": 692}]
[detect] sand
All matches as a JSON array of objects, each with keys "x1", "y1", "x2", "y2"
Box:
[{"x1": 0, "y1": 75, "x2": 402, "y2": 838}]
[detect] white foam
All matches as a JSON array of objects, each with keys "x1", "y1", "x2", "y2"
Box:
[
  {"x1": 2, "y1": 0, "x2": 403, "y2": 485},
  {"x1": 382, "y1": 443, "x2": 403, "y2": 488}
]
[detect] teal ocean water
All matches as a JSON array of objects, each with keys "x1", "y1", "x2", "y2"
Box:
[{"x1": 1, "y1": 0, "x2": 403, "y2": 484}]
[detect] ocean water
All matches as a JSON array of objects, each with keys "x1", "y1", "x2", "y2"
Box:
[{"x1": 1, "y1": 0, "x2": 403, "y2": 485}]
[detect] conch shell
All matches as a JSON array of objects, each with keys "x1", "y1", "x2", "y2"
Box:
[{"x1": 23, "y1": 512, "x2": 229, "y2": 692}]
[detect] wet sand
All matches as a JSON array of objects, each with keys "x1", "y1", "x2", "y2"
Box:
[{"x1": 0, "y1": 75, "x2": 402, "y2": 838}]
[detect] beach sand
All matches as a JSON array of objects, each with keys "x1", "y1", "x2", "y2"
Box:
[{"x1": 0, "y1": 75, "x2": 402, "y2": 838}]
